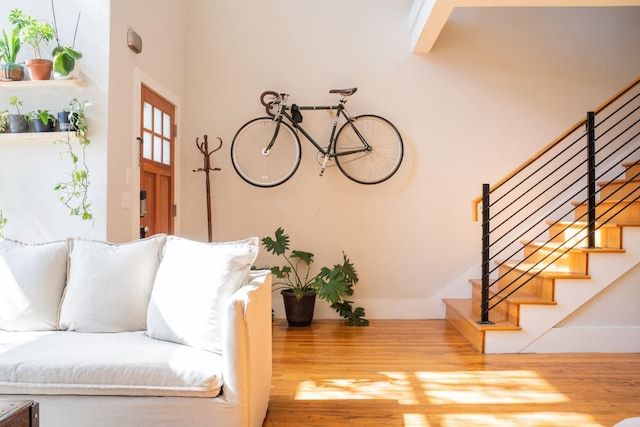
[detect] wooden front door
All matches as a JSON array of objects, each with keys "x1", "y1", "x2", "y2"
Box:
[{"x1": 140, "y1": 85, "x2": 175, "y2": 237}]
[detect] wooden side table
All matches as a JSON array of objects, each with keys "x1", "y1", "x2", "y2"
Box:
[{"x1": 0, "y1": 401, "x2": 39, "y2": 427}]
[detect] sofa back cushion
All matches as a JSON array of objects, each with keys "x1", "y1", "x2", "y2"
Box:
[
  {"x1": 146, "y1": 236, "x2": 258, "y2": 353},
  {"x1": 58, "y1": 234, "x2": 166, "y2": 332},
  {"x1": 0, "y1": 239, "x2": 68, "y2": 331}
]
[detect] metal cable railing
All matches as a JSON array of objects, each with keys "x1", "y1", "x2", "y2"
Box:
[{"x1": 473, "y1": 77, "x2": 640, "y2": 324}]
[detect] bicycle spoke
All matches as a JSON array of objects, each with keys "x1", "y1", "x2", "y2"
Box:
[
  {"x1": 334, "y1": 115, "x2": 403, "y2": 184},
  {"x1": 231, "y1": 118, "x2": 301, "y2": 187}
]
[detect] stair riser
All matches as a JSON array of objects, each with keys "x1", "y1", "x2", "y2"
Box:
[
  {"x1": 471, "y1": 283, "x2": 517, "y2": 324},
  {"x1": 624, "y1": 162, "x2": 640, "y2": 180},
  {"x1": 548, "y1": 224, "x2": 621, "y2": 248},
  {"x1": 599, "y1": 182, "x2": 640, "y2": 201},
  {"x1": 574, "y1": 202, "x2": 640, "y2": 225},
  {"x1": 523, "y1": 245, "x2": 588, "y2": 274},
  {"x1": 497, "y1": 266, "x2": 555, "y2": 299}
]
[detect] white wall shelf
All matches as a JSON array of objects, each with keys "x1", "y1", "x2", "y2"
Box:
[
  {"x1": 0, "y1": 79, "x2": 85, "y2": 90},
  {"x1": 0, "y1": 132, "x2": 78, "y2": 142}
]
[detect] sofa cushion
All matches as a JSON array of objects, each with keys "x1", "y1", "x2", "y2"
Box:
[
  {"x1": 59, "y1": 235, "x2": 166, "y2": 332},
  {"x1": 0, "y1": 239, "x2": 68, "y2": 331},
  {"x1": 146, "y1": 236, "x2": 258, "y2": 353},
  {"x1": 0, "y1": 330, "x2": 223, "y2": 397}
]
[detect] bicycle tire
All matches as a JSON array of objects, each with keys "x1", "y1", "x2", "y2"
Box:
[
  {"x1": 231, "y1": 117, "x2": 301, "y2": 187},
  {"x1": 333, "y1": 115, "x2": 403, "y2": 184}
]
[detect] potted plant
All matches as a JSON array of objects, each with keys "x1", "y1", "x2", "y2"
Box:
[
  {"x1": 27, "y1": 109, "x2": 57, "y2": 132},
  {"x1": 11, "y1": 9, "x2": 55, "y2": 80},
  {"x1": 6, "y1": 96, "x2": 28, "y2": 133},
  {"x1": 0, "y1": 24, "x2": 24, "y2": 81},
  {"x1": 53, "y1": 98, "x2": 92, "y2": 220},
  {"x1": 50, "y1": 2, "x2": 82, "y2": 79},
  {"x1": 261, "y1": 227, "x2": 369, "y2": 326},
  {"x1": 0, "y1": 109, "x2": 8, "y2": 133}
]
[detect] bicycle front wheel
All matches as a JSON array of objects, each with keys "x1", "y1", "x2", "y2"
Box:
[
  {"x1": 334, "y1": 115, "x2": 403, "y2": 184},
  {"x1": 231, "y1": 117, "x2": 301, "y2": 187}
]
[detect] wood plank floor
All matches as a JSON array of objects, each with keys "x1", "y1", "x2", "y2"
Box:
[{"x1": 262, "y1": 319, "x2": 640, "y2": 427}]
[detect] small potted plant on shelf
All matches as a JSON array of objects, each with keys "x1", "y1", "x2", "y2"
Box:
[
  {"x1": 6, "y1": 96, "x2": 28, "y2": 133},
  {"x1": 0, "y1": 109, "x2": 9, "y2": 132},
  {"x1": 50, "y1": 2, "x2": 82, "y2": 80},
  {"x1": 10, "y1": 9, "x2": 55, "y2": 80},
  {"x1": 261, "y1": 227, "x2": 369, "y2": 327},
  {"x1": 0, "y1": 21, "x2": 24, "y2": 82},
  {"x1": 27, "y1": 109, "x2": 57, "y2": 132}
]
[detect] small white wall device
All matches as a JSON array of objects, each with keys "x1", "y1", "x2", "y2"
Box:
[{"x1": 127, "y1": 29, "x2": 143, "y2": 54}]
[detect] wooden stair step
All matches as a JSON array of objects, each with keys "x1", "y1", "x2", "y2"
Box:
[
  {"x1": 444, "y1": 298, "x2": 520, "y2": 353},
  {"x1": 572, "y1": 199, "x2": 640, "y2": 225},
  {"x1": 469, "y1": 279, "x2": 556, "y2": 305},
  {"x1": 498, "y1": 260, "x2": 591, "y2": 279},
  {"x1": 470, "y1": 278, "x2": 556, "y2": 325},
  {"x1": 524, "y1": 240, "x2": 625, "y2": 253},
  {"x1": 547, "y1": 220, "x2": 622, "y2": 248}
]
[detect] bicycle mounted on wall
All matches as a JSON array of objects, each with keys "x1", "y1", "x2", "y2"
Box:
[{"x1": 230, "y1": 88, "x2": 404, "y2": 187}]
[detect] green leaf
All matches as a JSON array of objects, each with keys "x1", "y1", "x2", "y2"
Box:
[
  {"x1": 261, "y1": 226, "x2": 289, "y2": 255},
  {"x1": 290, "y1": 250, "x2": 313, "y2": 267}
]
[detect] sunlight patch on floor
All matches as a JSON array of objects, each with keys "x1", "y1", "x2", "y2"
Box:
[
  {"x1": 441, "y1": 412, "x2": 602, "y2": 427},
  {"x1": 295, "y1": 372, "x2": 418, "y2": 404},
  {"x1": 416, "y1": 370, "x2": 569, "y2": 404},
  {"x1": 293, "y1": 370, "x2": 602, "y2": 426}
]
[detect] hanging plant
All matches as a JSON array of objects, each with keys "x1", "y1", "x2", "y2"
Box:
[{"x1": 53, "y1": 98, "x2": 92, "y2": 220}]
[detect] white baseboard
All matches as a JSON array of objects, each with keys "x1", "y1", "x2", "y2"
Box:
[{"x1": 522, "y1": 326, "x2": 640, "y2": 353}]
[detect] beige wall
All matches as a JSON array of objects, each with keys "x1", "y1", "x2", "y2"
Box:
[{"x1": 1, "y1": 1, "x2": 638, "y2": 319}]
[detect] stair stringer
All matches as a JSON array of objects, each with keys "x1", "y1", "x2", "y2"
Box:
[{"x1": 483, "y1": 226, "x2": 640, "y2": 353}]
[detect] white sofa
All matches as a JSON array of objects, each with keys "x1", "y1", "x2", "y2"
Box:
[{"x1": 0, "y1": 234, "x2": 272, "y2": 427}]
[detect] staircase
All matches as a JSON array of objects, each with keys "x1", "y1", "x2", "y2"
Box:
[{"x1": 444, "y1": 77, "x2": 640, "y2": 353}]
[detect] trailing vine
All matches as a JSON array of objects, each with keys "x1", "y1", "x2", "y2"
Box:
[
  {"x1": 53, "y1": 98, "x2": 92, "y2": 220},
  {"x1": 0, "y1": 209, "x2": 6, "y2": 238}
]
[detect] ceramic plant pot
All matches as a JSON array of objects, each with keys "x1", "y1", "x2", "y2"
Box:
[
  {"x1": 25, "y1": 59, "x2": 53, "y2": 81},
  {"x1": 281, "y1": 289, "x2": 316, "y2": 327},
  {"x1": 1, "y1": 63, "x2": 25, "y2": 81},
  {"x1": 7, "y1": 114, "x2": 29, "y2": 133}
]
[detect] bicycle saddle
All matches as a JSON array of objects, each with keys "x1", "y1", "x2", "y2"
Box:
[{"x1": 329, "y1": 88, "x2": 358, "y2": 96}]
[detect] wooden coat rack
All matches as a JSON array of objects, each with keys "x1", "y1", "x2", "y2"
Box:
[{"x1": 193, "y1": 135, "x2": 222, "y2": 242}]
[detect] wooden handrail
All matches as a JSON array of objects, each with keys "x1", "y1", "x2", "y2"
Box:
[{"x1": 472, "y1": 75, "x2": 640, "y2": 221}]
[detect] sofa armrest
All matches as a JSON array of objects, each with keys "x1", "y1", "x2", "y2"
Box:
[{"x1": 222, "y1": 270, "x2": 272, "y2": 427}]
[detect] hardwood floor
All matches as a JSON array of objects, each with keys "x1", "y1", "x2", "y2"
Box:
[{"x1": 263, "y1": 319, "x2": 639, "y2": 427}]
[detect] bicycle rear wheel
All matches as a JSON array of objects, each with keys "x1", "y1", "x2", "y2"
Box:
[
  {"x1": 231, "y1": 117, "x2": 301, "y2": 187},
  {"x1": 334, "y1": 115, "x2": 403, "y2": 184}
]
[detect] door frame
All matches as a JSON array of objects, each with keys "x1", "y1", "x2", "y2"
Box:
[{"x1": 132, "y1": 67, "x2": 182, "y2": 238}]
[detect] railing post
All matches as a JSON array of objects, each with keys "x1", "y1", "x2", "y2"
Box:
[
  {"x1": 587, "y1": 111, "x2": 597, "y2": 248},
  {"x1": 478, "y1": 183, "x2": 493, "y2": 324}
]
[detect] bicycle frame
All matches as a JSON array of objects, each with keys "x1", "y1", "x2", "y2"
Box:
[{"x1": 265, "y1": 97, "x2": 372, "y2": 158}]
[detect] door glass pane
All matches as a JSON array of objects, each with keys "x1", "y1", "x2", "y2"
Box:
[
  {"x1": 143, "y1": 131, "x2": 152, "y2": 159},
  {"x1": 153, "y1": 136, "x2": 162, "y2": 162},
  {"x1": 163, "y1": 139, "x2": 171, "y2": 165},
  {"x1": 143, "y1": 102, "x2": 152, "y2": 130},
  {"x1": 163, "y1": 112, "x2": 171, "y2": 138},
  {"x1": 154, "y1": 107, "x2": 162, "y2": 134}
]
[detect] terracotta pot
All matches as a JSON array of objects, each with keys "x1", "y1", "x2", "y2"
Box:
[
  {"x1": 1, "y1": 63, "x2": 25, "y2": 81},
  {"x1": 25, "y1": 59, "x2": 53, "y2": 81},
  {"x1": 281, "y1": 289, "x2": 316, "y2": 327}
]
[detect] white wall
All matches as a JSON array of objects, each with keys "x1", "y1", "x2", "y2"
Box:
[
  {"x1": 107, "y1": 0, "x2": 188, "y2": 243},
  {"x1": 0, "y1": 0, "x2": 109, "y2": 242},
  {"x1": 180, "y1": 1, "x2": 640, "y2": 319}
]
